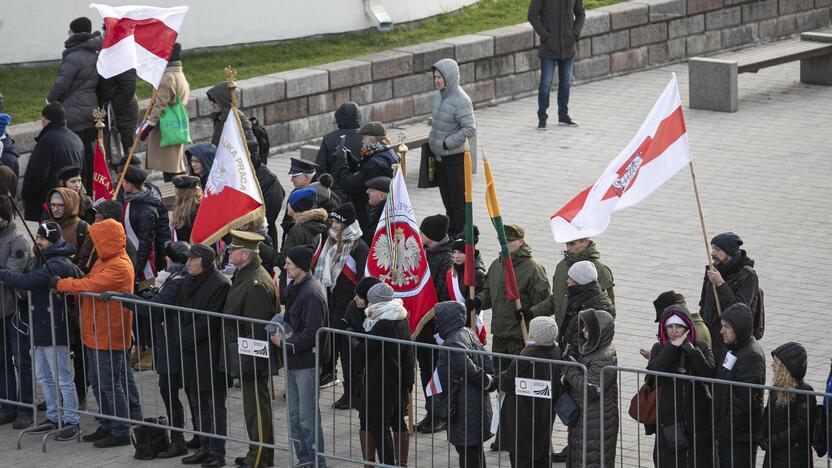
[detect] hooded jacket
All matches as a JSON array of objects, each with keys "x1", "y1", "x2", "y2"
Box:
[
  {"x1": 187, "y1": 142, "x2": 216, "y2": 190},
  {"x1": 206, "y1": 82, "x2": 255, "y2": 148},
  {"x1": 563, "y1": 308, "x2": 618, "y2": 468},
  {"x1": 476, "y1": 243, "x2": 550, "y2": 341},
  {"x1": 57, "y1": 219, "x2": 135, "y2": 350},
  {"x1": 0, "y1": 221, "x2": 33, "y2": 318},
  {"x1": 47, "y1": 32, "x2": 101, "y2": 131},
  {"x1": 435, "y1": 301, "x2": 494, "y2": 447},
  {"x1": 332, "y1": 143, "x2": 398, "y2": 239},
  {"x1": 558, "y1": 280, "x2": 613, "y2": 358},
  {"x1": 123, "y1": 186, "x2": 166, "y2": 280},
  {"x1": 21, "y1": 122, "x2": 83, "y2": 221},
  {"x1": 428, "y1": 59, "x2": 476, "y2": 159},
  {"x1": 647, "y1": 305, "x2": 715, "y2": 468},
  {"x1": 48, "y1": 187, "x2": 88, "y2": 252},
  {"x1": 315, "y1": 102, "x2": 363, "y2": 201},
  {"x1": 713, "y1": 303, "x2": 766, "y2": 444},
  {"x1": 528, "y1": 0, "x2": 586, "y2": 59},
  {"x1": 0, "y1": 239, "x2": 80, "y2": 346},
  {"x1": 531, "y1": 240, "x2": 615, "y2": 325}
]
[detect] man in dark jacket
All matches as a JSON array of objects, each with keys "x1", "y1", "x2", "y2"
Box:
[
  {"x1": 558, "y1": 260, "x2": 614, "y2": 359},
  {"x1": 528, "y1": 0, "x2": 585, "y2": 128},
  {"x1": 713, "y1": 303, "x2": 765, "y2": 468},
  {"x1": 273, "y1": 245, "x2": 328, "y2": 468},
  {"x1": 22, "y1": 103, "x2": 83, "y2": 221},
  {"x1": 363, "y1": 176, "x2": 390, "y2": 246},
  {"x1": 47, "y1": 17, "x2": 101, "y2": 193},
  {"x1": 332, "y1": 122, "x2": 398, "y2": 239},
  {"x1": 96, "y1": 69, "x2": 138, "y2": 155},
  {"x1": 178, "y1": 244, "x2": 232, "y2": 467},
  {"x1": 223, "y1": 231, "x2": 277, "y2": 468},
  {"x1": 316, "y1": 102, "x2": 363, "y2": 201},
  {"x1": 414, "y1": 214, "x2": 453, "y2": 434},
  {"x1": 252, "y1": 154, "x2": 285, "y2": 248},
  {"x1": 699, "y1": 232, "x2": 760, "y2": 359},
  {"x1": 119, "y1": 166, "x2": 164, "y2": 291},
  {"x1": 206, "y1": 81, "x2": 256, "y2": 147},
  {"x1": 0, "y1": 222, "x2": 81, "y2": 439}
]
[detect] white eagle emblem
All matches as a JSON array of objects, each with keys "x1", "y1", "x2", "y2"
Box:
[
  {"x1": 205, "y1": 165, "x2": 228, "y2": 196},
  {"x1": 372, "y1": 227, "x2": 422, "y2": 286}
]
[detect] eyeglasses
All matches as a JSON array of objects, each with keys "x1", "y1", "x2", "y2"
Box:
[{"x1": 49, "y1": 203, "x2": 65, "y2": 208}]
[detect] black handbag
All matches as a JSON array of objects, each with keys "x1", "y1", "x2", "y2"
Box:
[
  {"x1": 661, "y1": 423, "x2": 690, "y2": 451},
  {"x1": 554, "y1": 391, "x2": 579, "y2": 426},
  {"x1": 418, "y1": 143, "x2": 439, "y2": 188}
]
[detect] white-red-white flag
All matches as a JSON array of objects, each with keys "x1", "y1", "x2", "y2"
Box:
[
  {"x1": 90, "y1": 4, "x2": 189, "y2": 89},
  {"x1": 425, "y1": 368, "x2": 443, "y2": 397},
  {"x1": 191, "y1": 110, "x2": 264, "y2": 245},
  {"x1": 550, "y1": 74, "x2": 692, "y2": 242}
]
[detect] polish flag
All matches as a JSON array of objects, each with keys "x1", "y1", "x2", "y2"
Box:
[
  {"x1": 190, "y1": 109, "x2": 264, "y2": 245},
  {"x1": 425, "y1": 368, "x2": 443, "y2": 397},
  {"x1": 90, "y1": 4, "x2": 189, "y2": 88},
  {"x1": 550, "y1": 74, "x2": 692, "y2": 242}
]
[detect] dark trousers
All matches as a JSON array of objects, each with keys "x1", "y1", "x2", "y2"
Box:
[
  {"x1": 435, "y1": 153, "x2": 466, "y2": 238},
  {"x1": 74, "y1": 128, "x2": 97, "y2": 195},
  {"x1": 366, "y1": 418, "x2": 396, "y2": 465},
  {"x1": 415, "y1": 323, "x2": 443, "y2": 416},
  {"x1": 242, "y1": 376, "x2": 274, "y2": 466},
  {"x1": 455, "y1": 444, "x2": 486, "y2": 468},
  {"x1": 537, "y1": 57, "x2": 574, "y2": 122},
  {"x1": 187, "y1": 383, "x2": 228, "y2": 457},
  {"x1": 159, "y1": 376, "x2": 186, "y2": 443},
  {"x1": 0, "y1": 317, "x2": 33, "y2": 415},
  {"x1": 718, "y1": 441, "x2": 756, "y2": 468},
  {"x1": 69, "y1": 326, "x2": 86, "y2": 402}
]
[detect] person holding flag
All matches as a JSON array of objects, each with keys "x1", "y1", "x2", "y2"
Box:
[{"x1": 450, "y1": 232, "x2": 487, "y2": 344}]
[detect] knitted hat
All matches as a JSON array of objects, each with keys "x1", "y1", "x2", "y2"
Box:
[
  {"x1": 367, "y1": 282, "x2": 395, "y2": 305},
  {"x1": 288, "y1": 187, "x2": 316, "y2": 213},
  {"x1": 330, "y1": 202, "x2": 357, "y2": 226},
  {"x1": 711, "y1": 232, "x2": 743, "y2": 258},
  {"x1": 452, "y1": 238, "x2": 465, "y2": 252},
  {"x1": 0, "y1": 113, "x2": 10, "y2": 136},
  {"x1": 358, "y1": 121, "x2": 387, "y2": 137},
  {"x1": 528, "y1": 316, "x2": 559, "y2": 347},
  {"x1": 287, "y1": 245, "x2": 315, "y2": 272},
  {"x1": 771, "y1": 342, "x2": 807, "y2": 382},
  {"x1": 355, "y1": 277, "x2": 381, "y2": 302},
  {"x1": 568, "y1": 261, "x2": 598, "y2": 285},
  {"x1": 653, "y1": 290, "x2": 685, "y2": 322},
  {"x1": 420, "y1": 214, "x2": 449, "y2": 242},
  {"x1": 36, "y1": 221, "x2": 63, "y2": 244},
  {"x1": 504, "y1": 224, "x2": 524, "y2": 242},
  {"x1": 42, "y1": 102, "x2": 66, "y2": 123},
  {"x1": 123, "y1": 165, "x2": 148, "y2": 185},
  {"x1": 69, "y1": 17, "x2": 92, "y2": 34}
]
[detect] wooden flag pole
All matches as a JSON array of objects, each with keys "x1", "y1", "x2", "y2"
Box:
[
  {"x1": 113, "y1": 89, "x2": 157, "y2": 196},
  {"x1": 85, "y1": 107, "x2": 109, "y2": 271},
  {"x1": 689, "y1": 161, "x2": 721, "y2": 315}
]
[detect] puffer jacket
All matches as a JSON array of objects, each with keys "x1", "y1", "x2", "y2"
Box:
[
  {"x1": 528, "y1": 0, "x2": 586, "y2": 59},
  {"x1": 206, "y1": 82, "x2": 255, "y2": 148},
  {"x1": 531, "y1": 241, "x2": 615, "y2": 325},
  {"x1": 47, "y1": 32, "x2": 100, "y2": 131},
  {"x1": 476, "y1": 243, "x2": 550, "y2": 340},
  {"x1": 563, "y1": 308, "x2": 618, "y2": 467},
  {"x1": 56, "y1": 219, "x2": 135, "y2": 350},
  {"x1": 435, "y1": 301, "x2": 494, "y2": 447},
  {"x1": 758, "y1": 342, "x2": 815, "y2": 468},
  {"x1": 315, "y1": 102, "x2": 363, "y2": 201},
  {"x1": 123, "y1": 187, "x2": 165, "y2": 280},
  {"x1": 428, "y1": 59, "x2": 476, "y2": 160},
  {"x1": 0, "y1": 221, "x2": 33, "y2": 318},
  {"x1": 713, "y1": 303, "x2": 766, "y2": 444},
  {"x1": 647, "y1": 305, "x2": 715, "y2": 468}
]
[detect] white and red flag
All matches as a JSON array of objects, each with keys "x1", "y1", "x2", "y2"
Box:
[
  {"x1": 366, "y1": 170, "x2": 438, "y2": 338},
  {"x1": 190, "y1": 109, "x2": 264, "y2": 245},
  {"x1": 550, "y1": 74, "x2": 692, "y2": 242},
  {"x1": 90, "y1": 4, "x2": 188, "y2": 88},
  {"x1": 425, "y1": 369, "x2": 443, "y2": 397}
]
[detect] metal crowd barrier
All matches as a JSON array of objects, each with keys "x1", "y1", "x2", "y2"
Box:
[
  {"x1": 314, "y1": 326, "x2": 589, "y2": 468},
  {"x1": 0, "y1": 287, "x2": 39, "y2": 447},
  {"x1": 601, "y1": 365, "x2": 832, "y2": 468}
]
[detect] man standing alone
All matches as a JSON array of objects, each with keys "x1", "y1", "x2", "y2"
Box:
[{"x1": 528, "y1": 0, "x2": 585, "y2": 128}]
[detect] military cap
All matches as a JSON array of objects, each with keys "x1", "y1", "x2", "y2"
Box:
[
  {"x1": 228, "y1": 229, "x2": 264, "y2": 250},
  {"x1": 504, "y1": 224, "x2": 525, "y2": 242},
  {"x1": 288, "y1": 157, "x2": 318, "y2": 176},
  {"x1": 172, "y1": 175, "x2": 200, "y2": 189},
  {"x1": 365, "y1": 176, "x2": 391, "y2": 193}
]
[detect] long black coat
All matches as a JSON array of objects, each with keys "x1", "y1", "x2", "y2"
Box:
[
  {"x1": 758, "y1": 383, "x2": 816, "y2": 468},
  {"x1": 315, "y1": 102, "x2": 363, "y2": 202},
  {"x1": 426, "y1": 237, "x2": 454, "y2": 303},
  {"x1": 47, "y1": 32, "x2": 100, "y2": 131},
  {"x1": 96, "y1": 69, "x2": 138, "y2": 132},
  {"x1": 332, "y1": 147, "x2": 398, "y2": 240},
  {"x1": 647, "y1": 307, "x2": 715, "y2": 468},
  {"x1": 254, "y1": 159, "x2": 285, "y2": 249},
  {"x1": 176, "y1": 267, "x2": 231, "y2": 391},
  {"x1": 21, "y1": 122, "x2": 83, "y2": 221},
  {"x1": 528, "y1": 0, "x2": 586, "y2": 60},
  {"x1": 496, "y1": 344, "x2": 561, "y2": 460}
]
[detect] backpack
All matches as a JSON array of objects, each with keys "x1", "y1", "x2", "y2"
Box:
[
  {"x1": 743, "y1": 266, "x2": 765, "y2": 340},
  {"x1": 249, "y1": 116, "x2": 270, "y2": 164},
  {"x1": 131, "y1": 417, "x2": 170, "y2": 460}
]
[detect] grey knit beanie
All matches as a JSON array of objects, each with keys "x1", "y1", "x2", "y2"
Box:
[
  {"x1": 568, "y1": 261, "x2": 598, "y2": 286},
  {"x1": 367, "y1": 282, "x2": 395, "y2": 304},
  {"x1": 528, "y1": 316, "x2": 559, "y2": 347}
]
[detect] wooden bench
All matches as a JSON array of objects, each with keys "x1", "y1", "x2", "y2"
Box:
[{"x1": 689, "y1": 31, "x2": 832, "y2": 112}]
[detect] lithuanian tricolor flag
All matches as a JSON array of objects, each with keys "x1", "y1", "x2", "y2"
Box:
[
  {"x1": 463, "y1": 149, "x2": 476, "y2": 287},
  {"x1": 483, "y1": 156, "x2": 520, "y2": 301}
]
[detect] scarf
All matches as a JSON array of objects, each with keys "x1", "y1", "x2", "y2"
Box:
[
  {"x1": 363, "y1": 299, "x2": 408, "y2": 332},
  {"x1": 314, "y1": 221, "x2": 363, "y2": 289}
]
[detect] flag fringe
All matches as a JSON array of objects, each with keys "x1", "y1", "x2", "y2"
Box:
[{"x1": 194, "y1": 205, "x2": 265, "y2": 245}]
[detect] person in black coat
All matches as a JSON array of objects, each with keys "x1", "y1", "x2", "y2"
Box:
[
  {"x1": 315, "y1": 102, "x2": 363, "y2": 201},
  {"x1": 119, "y1": 166, "x2": 164, "y2": 290},
  {"x1": 435, "y1": 300, "x2": 495, "y2": 468},
  {"x1": 647, "y1": 304, "x2": 715, "y2": 468},
  {"x1": 22, "y1": 103, "x2": 83, "y2": 221},
  {"x1": 758, "y1": 342, "x2": 816, "y2": 468},
  {"x1": 713, "y1": 303, "x2": 766, "y2": 468},
  {"x1": 363, "y1": 176, "x2": 390, "y2": 246},
  {"x1": 177, "y1": 244, "x2": 232, "y2": 464},
  {"x1": 252, "y1": 153, "x2": 285, "y2": 248},
  {"x1": 96, "y1": 67, "x2": 138, "y2": 154},
  {"x1": 331, "y1": 121, "x2": 398, "y2": 239}
]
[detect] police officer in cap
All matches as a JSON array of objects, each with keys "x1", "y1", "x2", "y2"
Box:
[
  {"x1": 280, "y1": 157, "x2": 318, "y2": 245},
  {"x1": 223, "y1": 230, "x2": 276, "y2": 468}
]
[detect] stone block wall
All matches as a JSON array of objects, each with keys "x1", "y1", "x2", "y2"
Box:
[{"x1": 8, "y1": 0, "x2": 831, "y2": 156}]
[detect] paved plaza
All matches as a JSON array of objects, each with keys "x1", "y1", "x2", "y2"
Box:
[{"x1": 1, "y1": 58, "x2": 831, "y2": 467}]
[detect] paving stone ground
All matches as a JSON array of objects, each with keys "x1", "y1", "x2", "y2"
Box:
[{"x1": 2, "y1": 57, "x2": 831, "y2": 467}]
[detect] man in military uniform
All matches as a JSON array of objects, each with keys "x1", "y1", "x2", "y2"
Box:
[{"x1": 223, "y1": 230, "x2": 277, "y2": 468}]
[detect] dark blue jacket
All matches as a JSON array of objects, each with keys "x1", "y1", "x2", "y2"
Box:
[
  {"x1": 1, "y1": 135, "x2": 20, "y2": 177},
  {"x1": 0, "y1": 240, "x2": 80, "y2": 346}
]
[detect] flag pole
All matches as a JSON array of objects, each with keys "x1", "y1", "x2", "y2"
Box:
[
  {"x1": 688, "y1": 161, "x2": 721, "y2": 315},
  {"x1": 113, "y1": 89, "x2": 157, "y2": 196},
  {"x1": 85, "y1": 107, "x2": 109, "y2": 270}
]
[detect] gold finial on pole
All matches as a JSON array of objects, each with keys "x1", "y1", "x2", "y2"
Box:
[
  {"x1": 396, "y1": 129, "x2": 408, "y2": 178},
  {"x1": 93, "y1": 107, "x2": 106, "y2": 130},
  {"x1": 225, "y1": 66, "x2": 239, "y2": 109}
]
